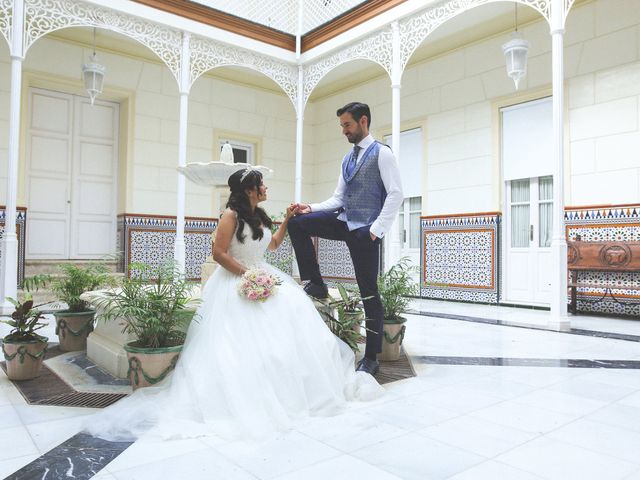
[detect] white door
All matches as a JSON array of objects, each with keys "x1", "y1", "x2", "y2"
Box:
[
  {"x1": 384, "y1": 128, "x2": 423, "y2": 277},
  {"x1": 505, "y1": 176, "x2": 553, "y2": 305},
  {"x1": 398, "y1": 196, "x2": 422, "y2": 284},
  {"x1": 26, "y1": 88, "x2": 119, "y2": 260}
]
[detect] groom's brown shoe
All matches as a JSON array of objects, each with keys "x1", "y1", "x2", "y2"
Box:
[{"x1": 356, "y1": 357, "x2": 379, "y2": 376}]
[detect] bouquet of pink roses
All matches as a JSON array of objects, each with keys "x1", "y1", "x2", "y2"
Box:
[{"x1": 237, "y1": 268, "x2": 282, "y2": 302}]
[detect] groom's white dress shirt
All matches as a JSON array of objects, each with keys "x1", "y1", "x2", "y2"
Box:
[{"x1": 309, "y1": 134, "x2": 403, "y2": 239}]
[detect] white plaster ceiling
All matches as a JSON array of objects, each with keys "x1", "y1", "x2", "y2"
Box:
[{"x1": 47, "y1": 1, "x2": 546, "y2": 102}]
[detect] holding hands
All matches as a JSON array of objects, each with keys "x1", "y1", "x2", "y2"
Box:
[{"x1": 288, "y1": 203, "x2": 311, "y2": 216}]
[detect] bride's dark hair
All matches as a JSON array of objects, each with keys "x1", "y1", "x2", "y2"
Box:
[{"x1": 226, "y1": 168, "x2": 273, "y2": 243}]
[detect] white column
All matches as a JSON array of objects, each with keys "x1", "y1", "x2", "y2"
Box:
[
  {"x1": 294, "y1": 66, "x2": 304, "y2": 203},
  {"x1": 548, "y1": 0, "x2": 570, "y2": 330},
  {"x1": 385, "y1": 21, "x2": 402, "y2": 271},
  {"x1": 0, "y1": 0, "x2": 24, "y2": 314},
  {"x1": 174, "y1": 33, "x2": 190, "y2": 274}
]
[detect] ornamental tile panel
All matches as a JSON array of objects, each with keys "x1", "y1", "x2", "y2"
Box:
[
  {"x1": 565, "y1": 204, "x2": 640, "y2": 317},
  {"x1": 119, "y1": 214, "x2": 217, "y2": 281},
  {"x1": 421, "y1": 213, "x2": 500, "y2": 304}
]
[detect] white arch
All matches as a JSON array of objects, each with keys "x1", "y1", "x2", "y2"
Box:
[
  {"x1": 189, "y1": 35, "x2": 298, "y2": 114},
  {"x1": 23, "y1": 0, "x2": 183, "y2": 85},
  {"x1": 400, "y1": 0, "x2": 552, "y2": 71},
  {"x1": 302, "y1": 28, "x2": 393, "y2": 109},
  {"x1": 0, "y1": 0, "x2": 11, "y2": 50}
]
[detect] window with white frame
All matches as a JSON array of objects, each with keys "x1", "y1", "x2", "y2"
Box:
[
  {"x1": 219, "y1": 138, "x2": 255, "y2": 165},
  {"x1": 398, "y1": 196, "x2": 422, "y2": 249}
]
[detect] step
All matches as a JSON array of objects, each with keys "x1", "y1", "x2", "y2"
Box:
[{"x1": 25, "y1": 259, "x2": 120, "y2": 276}]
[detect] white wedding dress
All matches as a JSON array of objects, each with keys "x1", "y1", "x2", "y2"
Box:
[{"x1": 85, "y1": 227, "x2": 383, "y2": 442}]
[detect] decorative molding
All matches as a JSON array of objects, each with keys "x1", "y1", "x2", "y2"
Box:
[
  {"x1": 0, "y1": 206, "x2": 27, "y2": 288},
  {"x1": 399, "y1": 0, "x2": 551, "y2": 70},
  {"x1": 302, "y1": 28, "x2": 393, "y2": 107},
  {"x1": 189, "y1": 34, "x2": 298, "y2": 112},
  {"x1": 0, "y1": 0, "x2": 11, "y2": 49},
  {"x1": 23, "y1": 0, "x2": 183, "y2": 84},
  {"x1": 302, "y1": 0, "x2": 406, "y2": 52},
  {"x1": 132, "y1": 0, "x2": 296, "y2": 51}
]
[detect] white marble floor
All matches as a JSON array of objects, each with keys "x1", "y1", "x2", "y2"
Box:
[{"x1": 2, "y1": 304, "x2": 640, "y2": 480}]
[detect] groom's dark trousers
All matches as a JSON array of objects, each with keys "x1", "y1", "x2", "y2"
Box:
[{"x1": 288, "y1": 210, "x2": 384, "y2": 359}]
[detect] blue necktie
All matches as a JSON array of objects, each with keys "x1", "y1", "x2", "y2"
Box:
[{"x1": 345, "y1": 145, "x2": 361, "y2": 177}]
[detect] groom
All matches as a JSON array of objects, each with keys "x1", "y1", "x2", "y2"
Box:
[{"x1": 288, "y1": 102, "x2": 403, "y2": 376}]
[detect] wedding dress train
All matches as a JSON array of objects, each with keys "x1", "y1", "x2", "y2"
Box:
[{"x1": 85, "y1": 227, "x2": 383, "y2": 441}]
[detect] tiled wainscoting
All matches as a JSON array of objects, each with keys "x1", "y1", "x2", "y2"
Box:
[
  {"x1": 565, "y1": 204, "x2": 640, "y2": 316},
  {"x1": 117, "y1": 215, "x2": 296, "y2": 281},
  {"x1": 0, "y1": 206, "x2": 27, "y2": 287},
  {"x1": 420, "y1": 212, "x2": 500, "y2": 304},
  {"x1": 117, "y1": 214, "x2": 218, "y2": 280}
]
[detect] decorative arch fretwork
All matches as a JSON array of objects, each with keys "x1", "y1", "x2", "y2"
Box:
[
  {"x1": 399, "y1": 0, "x2": 552, "y2": 71},
  {"x1": 302, "y1": 28, "x2": 393, "y2": 109},
  {"x1": 23, "y1": 0, "x2": 183, "y2": 84},
  {"x1": 0, "y1": 0, "x2": 12, "y2": 50},
  {"x1": 189, "y1": 35, "x2": 298, "y2": 113}
]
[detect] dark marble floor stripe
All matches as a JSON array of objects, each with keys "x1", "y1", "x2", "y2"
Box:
[
  {"x1": 5, "y1": 433, "x2": 132, "y2": 480},
  {"x1": 409, "y1": 310, "x2": 640, "y2": 343},
  {"x1": 415, "y1": 355, "x2": 640, "y2": 369}
]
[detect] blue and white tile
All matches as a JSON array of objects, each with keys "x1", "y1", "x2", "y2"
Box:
[
  {"x1": 416, "y1": 415, "x2": 538, "y2": 458},
  {"x1": 496, "y1": 436, "x2": 638, "y2": 480},
  {"x1": 273, "y1": 455, "x2": 403, "y2": 480},
  {"x1": 351, "y1": 432, "x2": 485, "y2": 480}
]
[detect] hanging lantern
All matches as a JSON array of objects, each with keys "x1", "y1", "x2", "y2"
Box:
[
  {"x1": 82, "y1": 28, "x2": 106, "y2": 105},
  {"x1": 502, "y1": 31, "x2": 529, "y2": 90}
]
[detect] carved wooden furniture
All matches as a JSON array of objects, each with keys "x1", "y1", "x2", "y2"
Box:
[{"x1": 567, "y1": 240, "x2": 640, "y2": 314}]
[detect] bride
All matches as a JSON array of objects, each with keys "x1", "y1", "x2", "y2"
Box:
[{"x1": 85, "y1": 166, "x2": 383, "y2": 442}]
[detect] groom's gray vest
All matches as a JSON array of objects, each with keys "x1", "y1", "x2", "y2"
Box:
[{"x1": 341, "y1": 141, "x2": 387, "y2": 231}]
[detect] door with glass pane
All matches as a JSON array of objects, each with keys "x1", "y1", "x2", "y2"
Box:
[
  {"x1": 505, "y1": 176, "x2": 553, "y2": 305},
  {"x1": 398, "y1": 196, "x2": 422, "y2": 283}
]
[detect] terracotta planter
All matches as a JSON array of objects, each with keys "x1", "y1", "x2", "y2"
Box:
[
  {"x1": 379, "y1": 316, "x2": 407, "y2": 361},
  {"x1": 2, "y1": 338, "x2": 48, "y2": 380},
  {"x1": 124, "y1": 343, "x2": 183, "y2": 390},
  {"x1": 54, "y1": 310, "x2": 96, "y2": 352}
]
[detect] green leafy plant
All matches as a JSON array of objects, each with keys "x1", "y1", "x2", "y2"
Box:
[
  {"x1": 378, "y1": 257, "x2": 418, "y2": 320},
  {"x1": 93, "y1": 262, "x2": 200, "y2": 349},
  {"x1": 330, "y1": 283, "x2": 369, "y2": 313},
  {"x1": 321, "y1": 303, "x2": 363, "y2": 353},
  {"x1": 24, "y1": 263, "x2": 116, "y2": 313},
  {"x1": 1, "y1": 295, "x2": 48, "y2": 343}
]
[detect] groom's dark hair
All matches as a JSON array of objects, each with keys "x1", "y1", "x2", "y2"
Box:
[
  {"x1": 226, "y1": 169, "x2": 273, "y2": 243},
  {"x1": 337, "y1": 102, "x2": 371, "y2": 128}
]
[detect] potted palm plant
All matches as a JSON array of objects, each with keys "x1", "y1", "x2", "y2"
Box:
[
  {"x1": 320, "y1": 284, "x2": 370, "y2": 353},
  {"x1": 90, "y1": 262, "x2": 200, "y2": 390},
  {"x1": 378, "y1": 257, "x2": 418, "y2": 361},
  {"x1": 40, "y1": 263, "x2": 115, "y2": 352},
  {"x1": 1, "y1": 295, "x2": 48, "y2": 380}
]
